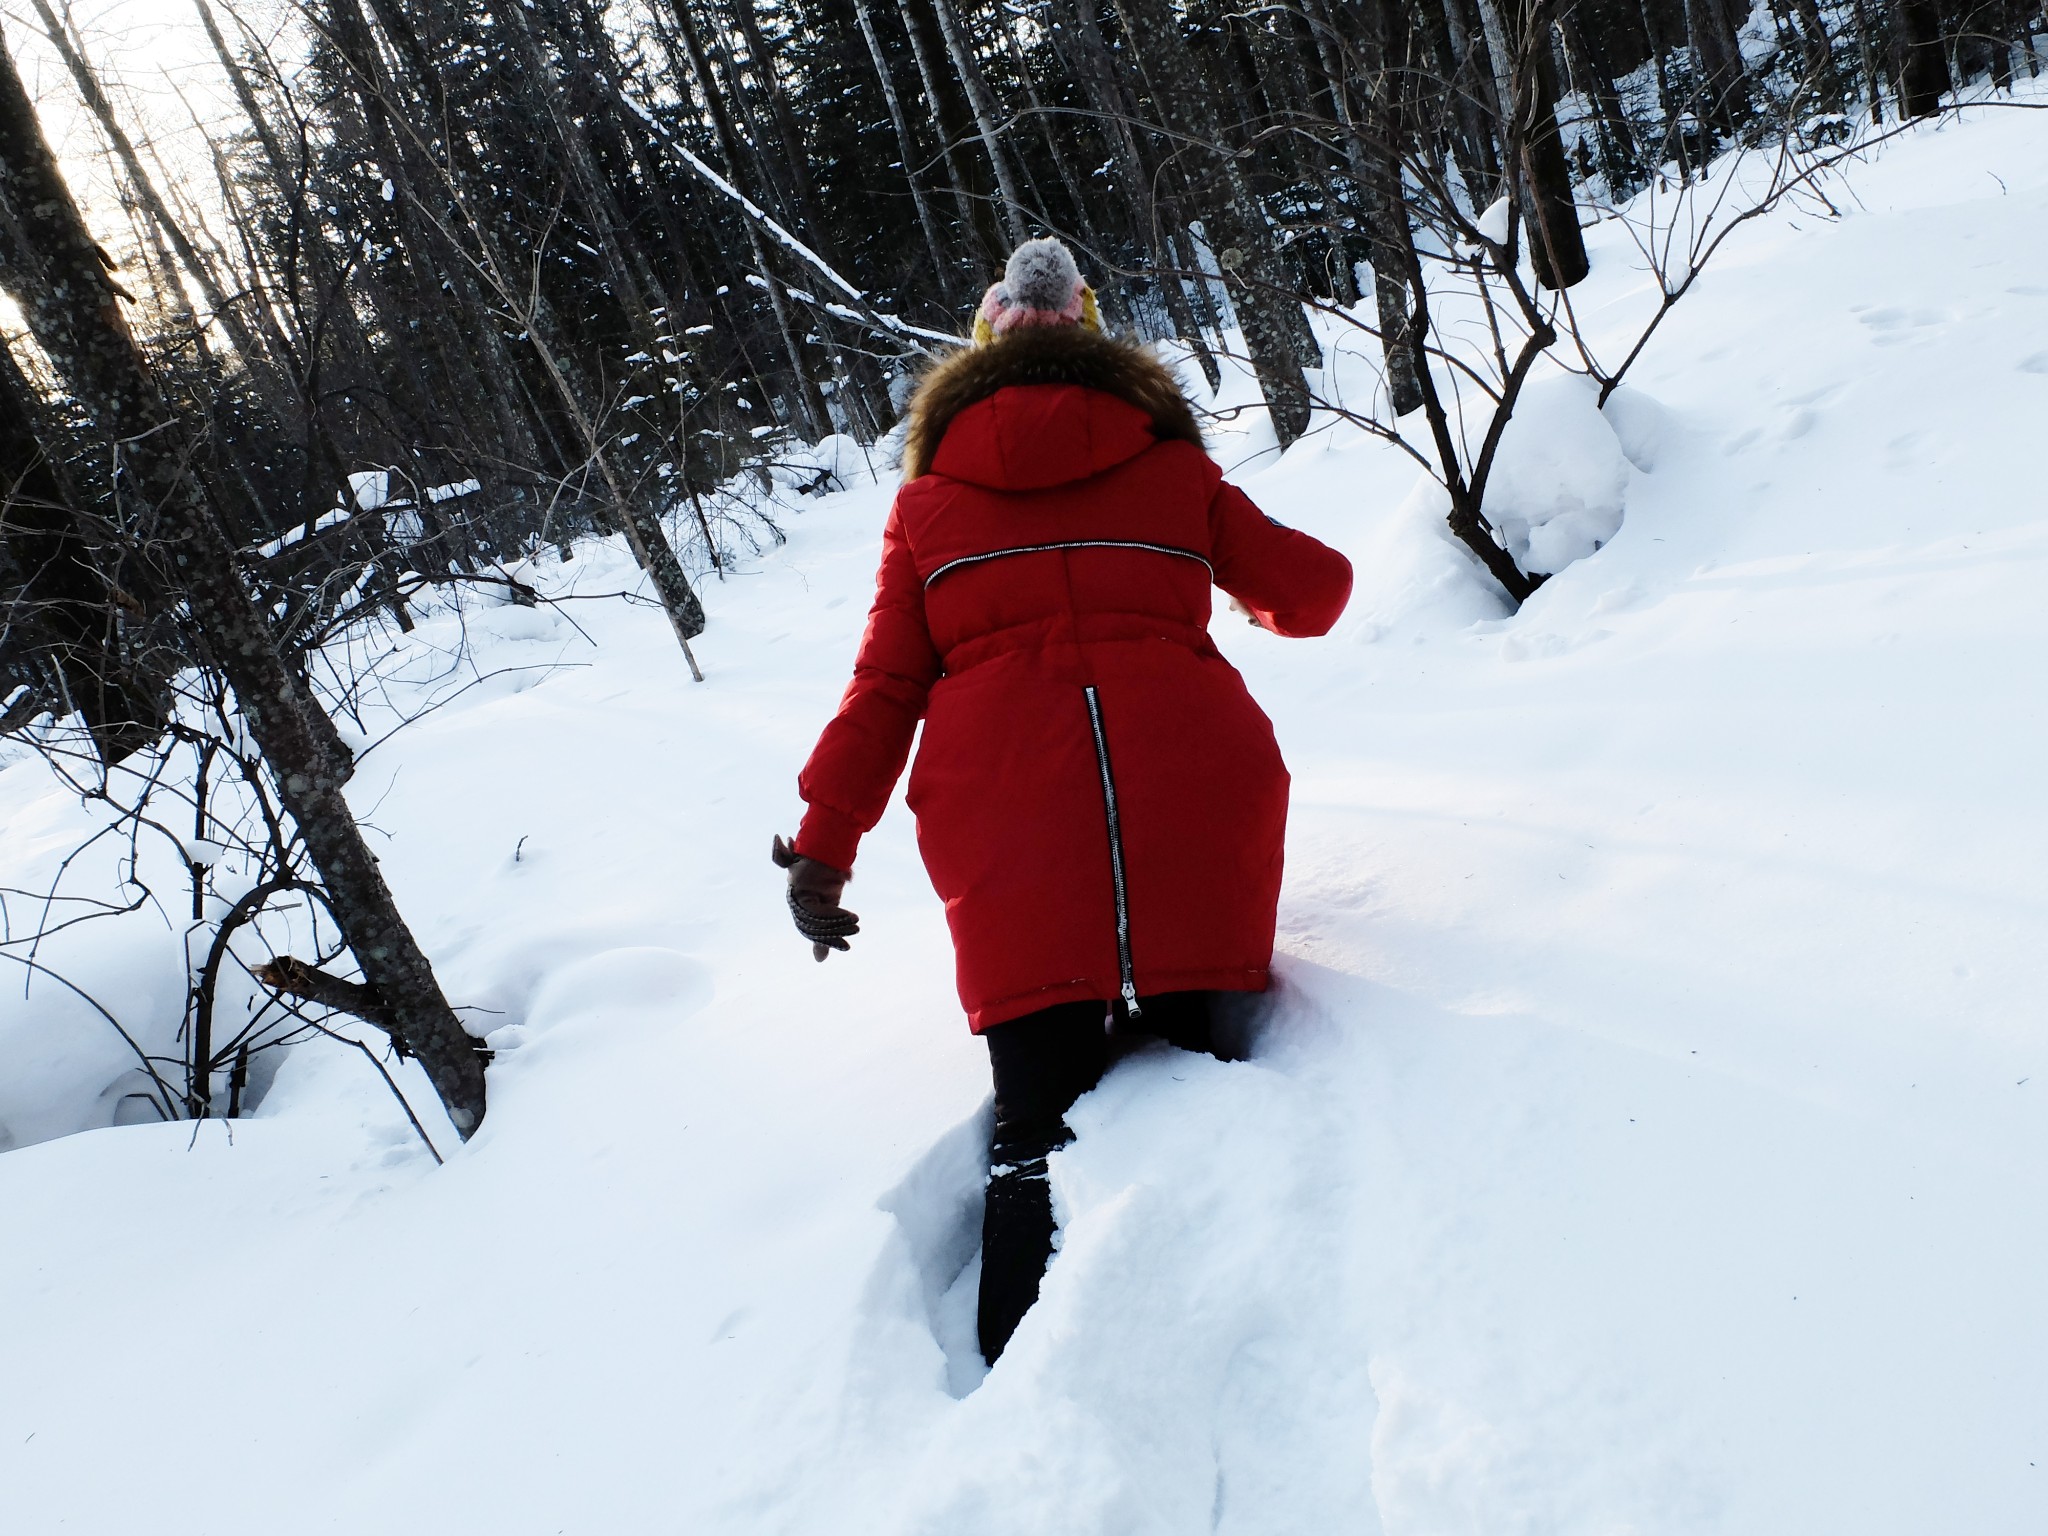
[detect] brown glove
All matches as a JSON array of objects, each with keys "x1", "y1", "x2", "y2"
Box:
[{"x1": 771, "y1": 834, "x2": 858, "y2": 962}]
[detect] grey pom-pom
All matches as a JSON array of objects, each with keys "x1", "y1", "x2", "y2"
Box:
[{"x1": 1003, "y1": 237, "x2": 1081, "y2": 312}]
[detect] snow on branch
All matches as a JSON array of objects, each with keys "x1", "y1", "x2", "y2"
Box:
[{"x1": 613, "y1": 88, "x2": 962, "y2": 354}]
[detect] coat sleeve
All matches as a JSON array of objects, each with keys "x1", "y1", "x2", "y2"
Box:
[
  {"x1": 793, "y1": 498, "x2": 942, "y2": 873},
  {"x1": 1207, "y1": 479, "x2": 1354, "y2": 638}
]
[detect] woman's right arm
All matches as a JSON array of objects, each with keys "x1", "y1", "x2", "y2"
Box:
[{"x1": 792, "y1": 500, "x2": 941, "y2": 872}]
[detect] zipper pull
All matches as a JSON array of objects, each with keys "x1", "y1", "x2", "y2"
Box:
[{"x1": 1122, "y1": 979, "x2": 1142, "y2": 1020}]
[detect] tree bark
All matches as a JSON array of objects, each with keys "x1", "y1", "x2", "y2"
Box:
[
  {"x1": 1046, "y1": 0, "x2": 1217, "y2": 379},
  {"x1": 1784, "y1": 0, "x2": 1847, "y2": 109},
  {"x1": 1308, "y1": 0, "x2": 1424, "y2": 413},
  {"x1": 1557, "y1": 8, "x2": 1644, "y2": 190},
  {"x1": 1413, "y1": 0, "x2": 1504, "y2": 207},
  {"x1": 1521, "y1": 27, "x2": 1591, "y2": 288}
]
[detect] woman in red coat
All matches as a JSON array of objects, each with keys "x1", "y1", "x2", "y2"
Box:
[{"x1": 776, "y1": 239, "x2": 1351, "y2": 1362}]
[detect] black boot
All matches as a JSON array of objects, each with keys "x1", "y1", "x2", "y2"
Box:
[
  {"x1": 977, "y1": 1122, "x2": 1070, "y2": 1363},
  {"x1": 977, "y1": 1000, "x2": 1110, "y2": 1364}
]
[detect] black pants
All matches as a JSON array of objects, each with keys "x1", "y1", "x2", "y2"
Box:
[{"x1": 977, "y1": 991, "x2": 1222, "y2": 1364}]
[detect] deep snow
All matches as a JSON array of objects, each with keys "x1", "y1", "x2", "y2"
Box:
[{"x1": 4, "y1": 93, "x2": 2048, "y2": 1535}]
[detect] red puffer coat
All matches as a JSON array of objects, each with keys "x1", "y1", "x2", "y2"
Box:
[{"x1": 794, "y1": 328, "x2": 1352, "y2": 1030}]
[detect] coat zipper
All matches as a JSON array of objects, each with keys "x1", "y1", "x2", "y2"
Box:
[{"x1": 1082, "y1": 685, "x2": 1141, "y2": 1020}]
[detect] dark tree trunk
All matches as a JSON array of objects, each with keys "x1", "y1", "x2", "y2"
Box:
[
  {"x1": 1047, "y1": 0, "x2": 1217, "y2": 382},
  {"x1": 892, "y1": 0, "x2": 1006, "y2": 263},
  {"x1": 26, "y1": 0, "x2": 266, "y2": 371},
  {"x1": 996, "y1": 8, "x2": 1107, "y2": 254},
  {"x1": 1522, "y1": 30, "x2": 1592, "y2": 288},
  {"x1": 1337, "y1": 0, "x2": 1430, "y2": 415},
  {"x1": 1893, "y1": 0, "x2": 1952, "y2": 113},
  {"x1": 1414, "y1": 0, "x2": 1505, "y2": 206},
  {"x1": 1848, "y1": 0, "x2": 1892, "y2": 120},
  {"x1": 1634, "y1": 0, "x2": 1679, "y2": 148}
]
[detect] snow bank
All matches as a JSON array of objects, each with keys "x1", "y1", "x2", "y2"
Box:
[{"x1": 1482, "y1": 373, "x2": 1632, "y2": 574}]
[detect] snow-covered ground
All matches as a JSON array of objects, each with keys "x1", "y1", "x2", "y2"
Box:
[{"x1": 5, "y1": 94, "x2": 2047, "y2": 1534}]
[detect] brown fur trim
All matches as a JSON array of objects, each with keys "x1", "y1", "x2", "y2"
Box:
[{"x1": 901, "y1": 327, "x2": 1204, "y2": 481}]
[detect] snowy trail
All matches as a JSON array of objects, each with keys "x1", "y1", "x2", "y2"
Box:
[{"x1": 5, "y1": 96, "x2": 2048, "y2": 1534}]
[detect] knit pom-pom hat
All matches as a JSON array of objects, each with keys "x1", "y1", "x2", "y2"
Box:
[{"x1": 972, "y1": 236, "x2": 1102, "y2": 345}]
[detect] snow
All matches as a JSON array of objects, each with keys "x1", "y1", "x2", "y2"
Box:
[
  {"x1": 1473, "y1": 194, "x2": 1511, "y2": 245},
  {"x1": 1483, "y1": 374, "x2": 1630, "y2": 571},
  {"x1": 252, "y1": 504, "x2": 353, "y2": 557},
  {"x1": 5, "y1": 95, "x2": 2048, "y2": 1532},
  {"x1": 348, "y1": 467, "x2": 391, "y2": 510}
]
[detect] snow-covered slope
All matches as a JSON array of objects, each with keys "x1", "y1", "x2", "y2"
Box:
[{"x1": 4, "y1": 97, "x2": 2047, "y2": 1535}]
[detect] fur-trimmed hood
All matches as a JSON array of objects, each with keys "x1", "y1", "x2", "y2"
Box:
[{"x1": 901, "y1": 327, "x2": 1204, "y2": 483}]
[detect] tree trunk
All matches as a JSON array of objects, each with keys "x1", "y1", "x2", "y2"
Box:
[
  {"x1": 325, "y1": 0, "x2": 550, "y2": 519},
  {"x1": 1634, "y1": 0, "x2": 1679, "y2": 152},
  {"x1": 1307, "y1": 0, "x2": 1425, "y2": 412},
  {"x1": 1557, "y1": 8, "x2": 1645, "y2": 190},
  {"x1": 1413, "y1": 0, "x2": 1505, "y2": 207},
  {"x1": 660, "y1": 0, "x2": 832, "y2": 439},
  {"x1": 1047, "y1": 0, "x2": 1219, "y2": 382},
  {"x1": 728, "y1": 0, "x2": 835, "y2": 251},
  {"x1": 997, "y1": 9, "x2": 1106, "y2": 253},
  {"x1": 1848, "y1": 0, "x2": 1890, "y2": 120},
  {"x1": 1471, "y1": 0, "x2": 1521, "y2": 140},
  {"x1": 1521, "y1": 28, "x2": 1592, "y2": 288},
  {"x1": 1892, "y1": 0, "x2": 1952, "y2": 114},
  {"x1": 0, "y1": 42, "x2": 488, "y2": 1134}
]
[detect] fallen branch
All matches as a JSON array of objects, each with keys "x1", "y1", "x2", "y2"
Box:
[{"x1": 256, "y1": 955, "x2": 405, "y2": 1053}]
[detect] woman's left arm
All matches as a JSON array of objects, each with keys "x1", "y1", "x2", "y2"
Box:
[
  {"x1": 1208, "y1": 479, "x2": 1353, "y2": 638},
  {"x1": 792, "y1": 500, "x2": 942, "y2": 873}
]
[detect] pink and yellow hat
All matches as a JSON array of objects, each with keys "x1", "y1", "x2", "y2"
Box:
[{"x1": 972, "y1": 237, "x2": 1103, "y2": 345}]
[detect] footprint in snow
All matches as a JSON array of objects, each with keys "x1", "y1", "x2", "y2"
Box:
[{"x1": 1856, "y1": 305, "x2": 1948, "y2": 345}]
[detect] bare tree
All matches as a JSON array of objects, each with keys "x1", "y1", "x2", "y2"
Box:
[{"x1": 0, "y1": 30, "x2": 488, "y2": 1134}]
